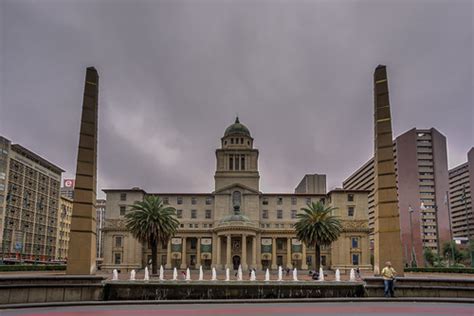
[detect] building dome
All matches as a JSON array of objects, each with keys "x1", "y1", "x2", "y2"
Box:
[
  {"x1": 224, "y1": 117, "x2": 251, "y2": 137},
  {"x1": 220, "y1": 213, "x2": 251, "y2": 223}
]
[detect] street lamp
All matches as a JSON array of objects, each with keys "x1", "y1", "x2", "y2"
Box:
[{"x1": 408, "y1": 205, "x2": 417, "y2": 267}]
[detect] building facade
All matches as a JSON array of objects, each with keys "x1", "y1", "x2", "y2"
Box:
[
  {"x1": 56, "y1": 196, "x2": 73, "y2": 261},
  {"x1": 294, "y1": 174, "x2": 327, "y2": 194},
  {"x1": 102, "y1": 118, "x2": 371, "y2": 272},
  {"x1": 449, "y1": 148, "x2": 474, "y2": 240},
  {"x1": 0, "y1": 136, "x2": 64, "y2": 262},
  {"x1": 343, "y1": 128, "x2": 451, "y2": 266},
  {"x1": 96, "y1": 199, "x2": 106, "y2": 261}
]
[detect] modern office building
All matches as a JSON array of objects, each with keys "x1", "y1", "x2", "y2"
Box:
[
  {"x1": 449, "y1": 148, "x2": 474, "y2": 239},
  {"x1": 101, "y1": 118, "x2": 371, "y2": 272},
  {"x1": 294, "y1": 174, "x2": 326, "y2": 194},
  {"x1": 343, "y1": 128, "x2": 451, "y2": 266},
  {"x1": 0, "y1": 136, "x2": 64, "y2": 262},
  {"x1": 56, "y1": 196, "x2": 73, "y2": 261}
]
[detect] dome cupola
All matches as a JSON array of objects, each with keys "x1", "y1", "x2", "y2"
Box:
[{"x1": 224, "y1": 117, "x2": 251, "y2": 137}]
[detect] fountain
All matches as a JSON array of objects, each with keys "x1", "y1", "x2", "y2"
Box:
[
  {"x1": 277, "y1": 266, "x2": 283, "y2": 281},
  {"x1": 211, "y1": 267, "x2": 217, "y2": 281},
  {"x1": 237, "y1": 265, "x2": 243, "y2": 281},
  {"x1": 199, "y1": 266, "x2": 204, "y2": 281},
  {"x1": 349, "y1": 268, "x2": 356, "y2": 281},
  {"x1": 144, "y1": 267, "x2": 150, "y2": 281},
  {"x1": 335, "y1": 269, "x2": 341, "y2": 281},
  {"x1": 292, "y1": 268, "x2": 298, "y2": 281},
  {"x1": 264, "y1": 268, "x2": 270, "y2": 281},
  {"x1": 250, "y1": 270, "x2": 256, "y2": 281},
  {"x1": 172, "y1": 267, "x2": 178, "y2": 281},
  {"x1": 130, "y1": 269, "x2": 136, "y2": 281},
  {"x1": 186, "y1": 268, "x2": 191, "y2": 281},
  {"x1": 319, "y1": 267, "x2": 324, "y2": 281},
  {"x1": 112, "y1": 269, "x2": 118, "y2": 281},
  {"x1": 225, "y1": 268, "x2": 230, "y2": 281},
  {"x1": 159, "y1": 265, "x2": 164, "y2": 281}
]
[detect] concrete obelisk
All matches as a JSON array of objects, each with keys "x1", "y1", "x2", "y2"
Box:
[
  {"x1": 373, "y1": 65, "x2": 404, "y2": 276},
  {"x1": 66, "y1": 67, "x2": 99, "y2": 274}
]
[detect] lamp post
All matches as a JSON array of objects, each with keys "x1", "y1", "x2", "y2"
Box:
[
  {"x1": 408, "y1": 205, "x2": 417, "y2": 266},
  {"x1": 445, "y1": 191, "x2": 456, "y2": 266}
]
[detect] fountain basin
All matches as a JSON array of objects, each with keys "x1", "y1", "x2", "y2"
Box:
[{"x1": 103, "y1": 280, "x2": 365, "y2": 300}]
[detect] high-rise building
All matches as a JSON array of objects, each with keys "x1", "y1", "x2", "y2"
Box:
[
  {"x1": 56, "y1": 196, "x2": 73, "y2": 261},
  {"x1": 449, "y1": 148, "x2": 474, "y2": 240},
  {"x1": 343, "y1": 127, "x2": 451, "y2": 266},
  {"x1": 0, "y1": 136, "x2": 64, "y2": 262},
  {"x1": 294, "y1": 174, "x2": 326, "y2": 194}
]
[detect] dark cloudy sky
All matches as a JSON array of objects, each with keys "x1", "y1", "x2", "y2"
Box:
[{"x1": 0, "y1": 0, "x2": 472, "y2": 197}]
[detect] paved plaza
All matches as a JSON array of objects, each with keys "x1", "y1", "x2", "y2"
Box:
[{"x1": 1, "y1": 302, "x2": 473, "y2": 316}]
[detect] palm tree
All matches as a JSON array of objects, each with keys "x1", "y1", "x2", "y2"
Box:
[
  {"x1": 294, "y1": 201, "x2": 342, "y2": 271},
  {"x1": 125, "y1": 195, "x2": 179, "y2": 275}
]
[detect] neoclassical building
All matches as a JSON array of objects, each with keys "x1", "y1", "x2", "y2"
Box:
[{"x1": 102, "y1": 118, "x2": 371, "y2": 272}]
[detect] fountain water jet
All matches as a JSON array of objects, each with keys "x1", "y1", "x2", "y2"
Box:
[
  {"x1": 211, "y1": 267, "x2": 217, "y2": 281},
  {"x1": 130, "y1": 270, "x2": 136, "y2": 281},
  {"x1": 199, "y1": 266, "x2": 204, "y2": 281},
  {"x1": 144, "y1": 267, "x2": 150, "y2": 281},
  {"x1": 237, "y1": 265, "x2": 243, "y2": 281},
  {"x1": 186, "y1": 268, "x2": 191, "y2": 281},
  {"x1": 319, "y1": 267, "x2": 324, "y2": 281},
  {"x1": 225, "y1": 268, "x2": 230, "y2": 281},
  {"x1": 112, "y1": 269, "x2": 118, "y2": 281},
  {"x1": 335, "y1": 269, "x2": 341, "y2": 281},
  {"x1": 265, "y1": 269, "x2": 270, "y2": 281},
  {"x1": 292, "y1": 268, "x2": 298, "y2": 281},
  {"x1": 172, "y1": 267, "x2": 178, "y2": 281},
  {"x1": 277, "y1": 266, "x2": 283, "y2": 281},
  {"x1": 159, "y1": 265, "x2": 164, "y2": 281},
  {"x1": 350, "y1": 268, "x2": 356, "y2": 281},
  {"x1": 250, "y1": 270, "x2": 256, "y2": 281}
]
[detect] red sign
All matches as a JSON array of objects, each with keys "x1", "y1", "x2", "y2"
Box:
[{"x1": 63, "y1": 179, "x2": 75, "y2": 188}]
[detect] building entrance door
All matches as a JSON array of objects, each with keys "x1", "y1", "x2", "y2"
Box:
[{"x1": 232, "y1": 255, "x2": 241, "y2": 270}]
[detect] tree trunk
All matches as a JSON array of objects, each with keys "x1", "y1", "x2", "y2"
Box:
[
  {"x1": 151, "y1": 239, "x2": 158, "y2": 275},
  {"x1": 315, "y1": 244, "x2": 321, "y2": 271}
]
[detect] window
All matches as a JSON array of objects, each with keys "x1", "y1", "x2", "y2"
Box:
[
  {"x1": 347, "y1": 194, "x2": 354, "y2": 202},
  {"x1": 115, "y1": 236, "x2": 123, "y2": 247},
  {"x1": 351, "y1": 237, "x2": 359, "y2": 249},
  {"x1": 231, "y1": 138, "x2": 234, "y2": 144},
  {"x1": 190, "y1": 239, "x2": 197, "y2": 250},
  {"x1": 209, "y1": 224, "x2": 213, "y2": 228},
  {"x1": 177, "y1": 197, "x2": 183, "y2": 205},
  {"x1": 176, "y1": 209, "x2": 182, "y2": 218},
  {"x1": 162, "y1": 197, "x2": 169, "y2": 205},
  {"x1": 114, "y1": 253, "x2": 122, "y2": 265},
  {"x1": 291, "y1": 197, "x2": 297, "y2": 205},
  {"x1": 191, "y1": 197, "x2": 197, "y2": 205},
  {"x1": 119, "y1": 206, "x2": 126, "y2": 216},
  {"x1": 120, "y1": 193, "x2": 127, "y2": 201},
  {"x1": 348, "y1": 206, "x2": 355, "y2": 217},
  {"x1": 277, "y1": 197, "x2": 283, "y2": 205},
  {"x1": 241, "y1": 155, "x2": 245, "y2": 170},
  {"x1": 191, "y1": 210, "x2": 197, "y2": 219},
  {"x1": 291, "y1": 210, "x2": 297, "y2": 219},
  {"x1": 320, "y1": 198, "x2": 325, "y2": 204},
  {"x1": 277, "y1": 210, "x2": 283, "y2": 219},
  {"x1": 205, "y1": 210, "x2": 212, "y2": 219},
  {"x1": 205, "y1": 197, "x2": 213, "y2": 205},
  {"x1": 180, "y1": 224, "x2": 184, "y2": 228},
  {"x1": 321, "y1": 255, "x2": 327, "y2": 266},
  {"x1": 277, "y1": 239, "x2": 284, "y2": 250},
  {"x1": 352, "y1": 253, "x2": 360, "y2": 265},
  {"x1": 229, "y1": 156, "x2": 233, "y2": 170},
  {"x1": 262, "y1": 197, "x2": 268, "y2": 205},
  {"x1": 305, "y1": 197, "x2": 311, "y2": 205},
  {"x1": 240, "y1": 138, "x2": 243, "y2": 144},
  {"x1": 262, "y1": 210, "x2": 268, "y2": 219},
  {"x1": 235, "y1": 156, "x2": 240, "y2": 170}
]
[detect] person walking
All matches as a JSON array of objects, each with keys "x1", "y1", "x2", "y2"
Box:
[{"x1": 381, "y1": 261, "x2": 397, "y2": 297}]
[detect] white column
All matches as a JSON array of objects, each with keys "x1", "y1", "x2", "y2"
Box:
[
  {"x1": 165, "y1": 239, "x2": 172, "y2": 269},
  {"x1": 251, "y1": 236, "x2": 257, "y2": 268},
  {"x1": 180, "y1": 237, "x2": 187, "y2": 269},
  {"x1": 216, "y1": 236, "x2": 222, "y2": 268},
  {"x1": 196, "y1": 237, "x2": 201, "y2": 267},
  {"x1": 286, "y1": 237, "x2": 292, "y2": 269},
  {"x1": 241, "y1": 234, "x2": 248, "y2": 270},
  {"x1": 226, "y1": 235, "x2": 232, "y2": 269},
  {"x1": 271, "y1": 237, "x2": 277, "y2": 269}
]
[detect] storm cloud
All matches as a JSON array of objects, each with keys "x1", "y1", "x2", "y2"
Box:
[{"x1": 0, "y1": 0, "x2": 472, "y2": 196}]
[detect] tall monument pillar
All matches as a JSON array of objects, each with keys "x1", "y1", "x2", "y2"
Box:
[
  {"x1": 66, "y1": 67, "x2": 99, "y2": 275},
  {"x1": 373, "y1": 65, "x2": 404, "y2": 276}
]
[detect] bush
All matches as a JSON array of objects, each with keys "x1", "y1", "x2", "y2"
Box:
[
  {"x1": 405, "y1": 267, "x2": 474, "y2": 274},
  {"x1": 0, "y1": 264, "x2": 66, "y2": 272}
]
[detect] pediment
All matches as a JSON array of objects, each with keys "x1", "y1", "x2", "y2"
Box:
[{"x1": 213, "y1": 183, "x2": 260, "y2": 195}]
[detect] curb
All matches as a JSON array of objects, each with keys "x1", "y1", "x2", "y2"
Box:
[{"x1": 1, "y1": 297, "x2": 474, "y2": 310}]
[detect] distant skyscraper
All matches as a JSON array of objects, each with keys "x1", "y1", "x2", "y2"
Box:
[
  {"x1": 344, "y1": 127, "x2": 451, "y2": 266},
  {"x1": 449, "y1": 148, "x2": 474, "y2": 240},
  {"x1": 294, "y1": 174, "x2": 326, "y2": 194}
]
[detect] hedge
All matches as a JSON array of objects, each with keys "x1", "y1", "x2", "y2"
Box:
[
  {"x1": 405, "y1": 267, "x2": 474, "y2": 274},
  {"x1": 0, "y1": 264, "x2": 66, "y2": 272}
]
